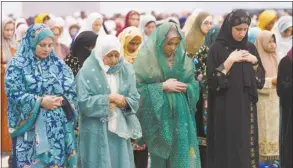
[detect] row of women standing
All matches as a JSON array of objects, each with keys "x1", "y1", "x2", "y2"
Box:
[{"x1": 2, "y1": 9, "x2": 292, "y2": 168}]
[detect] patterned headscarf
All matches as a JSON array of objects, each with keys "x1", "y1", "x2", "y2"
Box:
[
  {"x1": 118, "y1": 26, "x2": 142, "y2": 63},
  {"x1": 5, "y1": 24, "x2": 77, "y2": 166}
]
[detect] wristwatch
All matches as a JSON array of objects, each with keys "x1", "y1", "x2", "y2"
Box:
[{"x1": 252, "y1": 61, "x2": 258, "y2": 66}]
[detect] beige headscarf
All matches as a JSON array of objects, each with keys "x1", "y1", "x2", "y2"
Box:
[
  {"x1": 118, "y1": 26, "x2": 142, "y2": 63},
  {"x1": 182, "y1": 9, "x2": 203, "y2": 35},
  {"x1": 1, "y1": 17, "x2": 17, "y2": 63},
  {"x1": 255, "y1": 30, "x2": 278, "y2": 77},
  {"x1": 185, "y1": 11, "x2": 210, "y2": 56}
]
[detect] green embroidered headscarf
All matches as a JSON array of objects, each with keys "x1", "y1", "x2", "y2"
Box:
[{"x1": 133, "y1": 22, "x2": 201, "y2": 167}]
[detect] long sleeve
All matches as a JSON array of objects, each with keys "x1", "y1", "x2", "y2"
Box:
[
  {"x1": 257, "y1": 77, "x2": 275, "y2": 95},
  {"x1": 122, "y1": 69, "x2": 140, "y2": 115},
  {"x1": 185, "y1": 68, "x2": 200, "y2": 116},
  {"x1": 277, "y1": 57, "x2": 292, "y2": 99},
  {"x1": 248, "y1": 42, "x2": 266, "y2": 89},
  {"x1": 5, "y1": 62, "x2": 42, "y2": 137},
  {"x1": 263, "y1": 77, "x2": 274, "y2": 89},
  {"x1": 76, "y1": 73, "x2": 110, "y2": 118},
  {"x1": 61, "y1": 63, "x2": 78, "y2": 121},
  {"x1": 207, "y1": 45, "x2": 230, "y2": 92}
]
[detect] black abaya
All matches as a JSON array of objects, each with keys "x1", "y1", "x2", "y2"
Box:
[{"x1": 277, "y1": 54, "x2": 292, "y2": 168}]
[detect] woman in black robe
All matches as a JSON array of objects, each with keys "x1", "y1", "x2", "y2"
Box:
[
  {"x1": 206, "y1": 9, "x2": 265, "y2": 168},
  {"x1": 64, "y1": 31, "x2": 98, "y2": 76},
  {"x1": 277, "y1": 48, "x2": 292, "y2": 168}
]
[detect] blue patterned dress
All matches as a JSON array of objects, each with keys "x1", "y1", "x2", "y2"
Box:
[{"x1": 5, "y1": 24, "x2": 77, "y2": 168}]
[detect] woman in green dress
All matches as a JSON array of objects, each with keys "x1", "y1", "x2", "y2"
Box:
[{"x1": 133, "y1": 22, "x2": 201, "y2": 168}]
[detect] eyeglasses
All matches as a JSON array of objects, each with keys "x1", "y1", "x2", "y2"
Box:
[{"x1": 203, "y1": 21, "x2": 213, "y2": 26}]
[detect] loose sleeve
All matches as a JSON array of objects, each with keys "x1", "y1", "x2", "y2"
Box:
[
  {"x1": 207, "y1": 45, "x2": 230, "y2": 92},
  {"x1": 257, "y1": 77, "x2": 274, "y2": 95},
  {"x1": 64, "y1": 54, "x2": 80, "y2": 77},
  {"x1": 185, "y1": 64, "x2": 200, "y2": 116},
  {"x1": 121, "y1": 68, "x2": 140, "y2": 115},
  {"x1": 277, "y1": 57, "x2": 292, "y2": 98},
  {"x1": 5, "y1": 62, "x2": 42, "y2": 137},
  {"x1": 135, "y1": 82, "x2": 164, "y2": 137},
  {"x1": 61, "y1": 63, "x2": 78, "y2": 121},
  {"x1": 249, "y1": 43, "x2": 265, "y2": 89},
  {"x1": 76, "y1": 71, "x2": 110, "y2": 118}
]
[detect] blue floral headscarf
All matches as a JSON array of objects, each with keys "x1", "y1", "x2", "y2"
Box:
[{"x1": 5, "y1": 24, "x2": 77, "y2": 167}]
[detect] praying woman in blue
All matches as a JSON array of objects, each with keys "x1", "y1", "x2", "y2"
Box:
[
  {"x1": 5, "y1": 24, "x2": 77, "y2": 167},
  {"x1": 76, "y1": 35, "x2": 141, "y2": 168}
]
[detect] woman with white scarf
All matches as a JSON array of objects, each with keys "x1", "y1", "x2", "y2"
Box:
[
  {"x1": 273, "y1": 15, "x2": 292, "y2": 59},
  {"x1": 76, "y1": 35, "x2": 141, "y2": 168},
  {"x1": 75, "y1": 12, "x2": 106, "y2": 40},
  {"x1": 14, "y1": 18, "x2": 28, "y2": 44},
  {"x1": 139, "y1": 14, "x2": 156, "y2": 45}
]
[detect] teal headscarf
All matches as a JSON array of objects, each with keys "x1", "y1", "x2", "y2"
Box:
[
  {"x1": 133, "y1": 22, "x2": 201, "y2": 167},
  {"x1": 204, "y1": 25, "x2": 220, "y2": 47},
  {"x1": 33, "y1": 27, "x2": 54, "y2": 48}
]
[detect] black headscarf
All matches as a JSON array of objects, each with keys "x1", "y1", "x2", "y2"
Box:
[
  {"x1": 215, "y1": 9, "x2": 264, "y2": 103},
  {"x1": 216, "y1": 9, "x2": 251, "y2": 50},
  {"x1": 71, "y1": 31, "x2": 98, "y2": 66}
]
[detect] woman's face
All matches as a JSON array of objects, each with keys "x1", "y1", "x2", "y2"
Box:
[
  {"x1": 200, "y1": 16, "x2": 213, "y2": 35},
  {"x1": 92, "y1": 19, "x2": 103, "y2": 33},
  {"x1": 267, "y1": 35, "x2": 277, "y2": 52},
  {"x1": 281, "y1": 26, "x2": 292, "y2": 38},
  {"x1": 144, "y1": 22, "x2": 156, "y2": 36},
  {"x1": 103, "y1": 50, "x2": 120, "y2": 67},
  {"x1": 69, "y1": 27, "x2": 79, "y2": 37},
  {"x1": 3, "y1": 22, "x2": 15, "y2": 40},
  {"x1": 231, "y1": 23, "x2": 249, "y2": 42},
  {"x1": 127, "y1": 36, "x2": 142, "y2": 53},
  {"x1": 43, "y1": 16, "x2": 50, "y2": 24},
  {"x1": 163, "y1": 37, "x2": 181, "y2": 57},
  {"x1": 52, "y1": 27, "x2": 61, "y2": 43},
  {"x1": 35, "y1": 37, "x2": 54, "y2": 59},
  {"x1": 129, "y1": 14, "x2": 140, "y2": 27}
]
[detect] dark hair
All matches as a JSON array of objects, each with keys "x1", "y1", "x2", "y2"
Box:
[
  {"x1": 43, "y1": 15, "x2": 50, "y2": 22},
  {"x1": 69, "y1": 24, "x2": 80, "y2": 30},
  {"x1": 272, "y1": 34, "x2": 276, "y2": 43},
  {"x1": 283, "y1": 26, "x2": 293, "y2": 34},
  {"x1": 145, "y1": 21, "x2": 156, "y2": 27}
]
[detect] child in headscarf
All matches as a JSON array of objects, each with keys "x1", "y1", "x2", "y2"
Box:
[
  {"x1": 118, "y1": 26, "x2": 142, "y2": 64},
  {"x1": 255, "y1": 30, "x2": 280, "y2": 164}
]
